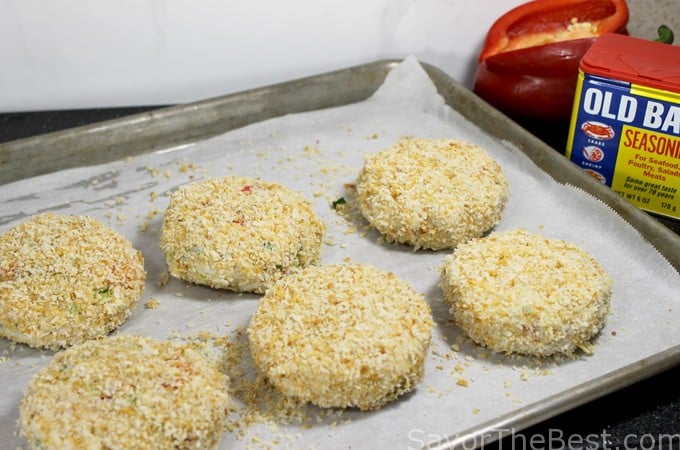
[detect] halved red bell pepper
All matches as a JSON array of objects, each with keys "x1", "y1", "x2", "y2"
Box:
[{"x1": 473, "y1": 0, "x2": 629, "y2": 121}]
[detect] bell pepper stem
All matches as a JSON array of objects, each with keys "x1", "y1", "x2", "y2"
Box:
[{"x1": 655, "y1": 25, "x2": 674, "y2": 44}]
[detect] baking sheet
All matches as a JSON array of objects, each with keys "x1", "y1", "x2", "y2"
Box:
[{"x1": 1, "y1": 57, "x2": 680, "y2": 449}]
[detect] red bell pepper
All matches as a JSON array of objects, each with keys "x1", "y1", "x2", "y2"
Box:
[{"x1": 473, "y1": 0, "x2": 629, "y2": 121}]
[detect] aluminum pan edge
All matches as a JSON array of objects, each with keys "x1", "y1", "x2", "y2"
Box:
[
  {"x1": 1, "y1": 59, "x2": 679, "y2": 449},
  {"x1": 425, "y1": 345, "x2": 680, "y2": 450},
  {"x1": 0, "y1": 60, "x2": 398, "y2": 186}
]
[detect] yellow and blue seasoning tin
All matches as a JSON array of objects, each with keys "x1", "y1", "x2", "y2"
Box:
[{"x1": 566, "y1": 33, "x2": 680, "y2": 220}]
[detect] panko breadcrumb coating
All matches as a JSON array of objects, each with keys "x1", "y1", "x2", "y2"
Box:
[
  {"x1": 247, "y1": 264, "x2": 433, "y2": 411},
  {"x1": 0, "y1": 213, "x2": 145, "y2": 350},
  {"x1": 355, "y1": 138, "x2": 509, "y2": 250},
  {"x1": 160, "y1": 176, "x2": 325, "y2": 294},
  {"x1": 19, "y1": 335, "x2": 231, "y2": 450},
  {"x1": 440, "y1": 229, "x2": 613, "y2": 357}
]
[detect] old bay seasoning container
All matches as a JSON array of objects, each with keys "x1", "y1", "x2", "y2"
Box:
[{"x1": 566, "y1": 33, "x2": 680, "y2": 220}]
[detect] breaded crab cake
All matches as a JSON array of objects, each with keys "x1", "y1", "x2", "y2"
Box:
[
  {"x1": 0, "y1": 213, "x2": 145, "y2": 350},
  {"x1": 440, "y1": 229, "x2": 614, "y2": 357},
  {"x1": 160, "y1": 176, "x2": 325, "y2": 294},
  {"x1": 19, "y1": 335, "x2": 231, "y2": 450},
  {"x1": 247, "y1": 264, "x2": 434, "y2": 411},
  {"x1": 354, "y1": 138, "x2": 509, "y2": 250}
]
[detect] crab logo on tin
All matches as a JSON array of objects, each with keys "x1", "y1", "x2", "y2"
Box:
[
  {"x1": 583, "y1": 146, "x2": 605, "y2": 163},
  {"x1": 581, "y1": 121, "x2": 615, "y2": 140},
  {"x1": 584, "y1": 169, "x2": 607, "y2": 184}
]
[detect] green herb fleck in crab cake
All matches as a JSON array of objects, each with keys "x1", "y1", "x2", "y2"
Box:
[
  {"x1": 0, "y1": 213, "x2": 145, "y2": 350},
  {"x1": 160, "y1": 176, "x2": 325, "y2": 294}
]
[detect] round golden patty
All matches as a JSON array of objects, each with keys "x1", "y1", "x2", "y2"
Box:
[
  {"x1": 19, "y1": 335, "x2": 231, "y2": 450},
  {"x1": 440, "y1": 229, "x2": 614, "y2": 357},
  {"x1": 355, "y1": 138, "x2": 509, "y2": 250},
  {"x1": 160, "y1": 176, "x2": 325, "y2": 294},
  {"x1": 247, "y1": 264, "x2": 434, "y2": 411},
  {"x1": 0, "y1": 213, "x2": 145, "y2": 350}
]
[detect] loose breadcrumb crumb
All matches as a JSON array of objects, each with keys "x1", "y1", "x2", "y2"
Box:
[{"x1": 144, "y1": 298, "x2": 160, "y2": 309}]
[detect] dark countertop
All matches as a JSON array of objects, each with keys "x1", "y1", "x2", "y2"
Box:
[{"x1": 1, "y1": 108, "x2": 679, "y2": 449}]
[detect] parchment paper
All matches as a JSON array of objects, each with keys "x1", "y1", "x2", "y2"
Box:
[{"x1": 1, "y1": 57, "x2": 679, "y2": 449}]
